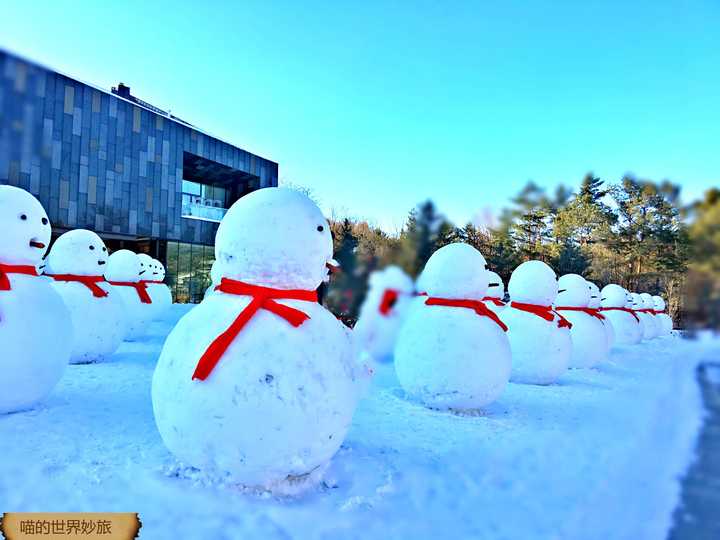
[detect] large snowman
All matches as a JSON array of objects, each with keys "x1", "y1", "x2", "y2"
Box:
[
  {"x1": 0, "y1": 186, "x2": 72, "y2": 413},
  {"x1": 640, "y1": 292, "x2": 661, "y2": 339},
  {"x1": 631, "y1": 292, "x2": 653, "y2": 340},
  {"x1": 394, "y1": 243, "x2": 511, "y2": 411},
  {"x1": 483, "y1": 270, "x2": 506, "y2": 314},
  {"x1": 556, "y1": 274, "x2": 609, "y2": 368},
  {"x1": 587, "y1": 280, "x2": 615, "y2": 349},
  {"x1": 500, "y1": 260, "x2": 571, "y2": 385},
  {"x1": 45, "y1": 229, "x2": 127, "y2": 363},
  {"x1": 353, "y1": 265, "x2": 415, "y2": 364},
  {"x1": 653, "y1": 296, "x2": 673, "y2": 336},
  {"x1": 152, "y1": 188, "x2": 360, "y2": 489},
  {"x1": 599, "y1": 284, "x2": 642, "y2": 345},
  {"x1": 105, "y1": 250, "x2": 151, "y2": 340}
]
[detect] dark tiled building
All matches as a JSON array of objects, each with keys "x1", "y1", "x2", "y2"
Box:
[{"x1": 0, "y1": 49, "x2": 278, "y2": 302}]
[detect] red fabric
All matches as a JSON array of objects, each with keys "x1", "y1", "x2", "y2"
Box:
[
  {"x1": 636, "y1": 308, "x2": 655, "y2": 314},
  {"x1": 482, "y1": 296, "x2": 506, "y2": 307},
  {"x1": 0, "y1": 264, "x2": 38, "y2": 291},
  {"x1": 142, "y1": 280, "x2": 165, "y2": 285},
  {"x1": 599, "y1": 307, "x2": 640, "y2": 322},
  {"x1": 555, "y1": 306, "x2": 606, "y2": 321},
  {"x1": 378, "y1": 289, "x2": 400, "y2": 315},
  {"x1": 49, "y1": 274, "x2": 108, "y2": 298},
  {"x1": 425, "y1": 296, "x2": 508, "y2": 332},
  {"x1": 192, "y1": 278, "x2": 318, "y2": 381},
  {"x1": 509, "y1": 301, "x2": 573, "y2": 329},
  {"x1": 108, "y1": 280, "x2": 152, "y2": 304}
]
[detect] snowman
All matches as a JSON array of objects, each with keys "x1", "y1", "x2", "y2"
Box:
[
  {"x1": 394, "y1": 243, "x2": 511, "y2": 411},
  {"x1": 45, "y1": 230, "x2": 127, "y2": 363},
  {"x1": 587, "y1": 280, "x2": 615, "y2": 349},
  {"x1": 653, "y1": 295, "x2": 673, "y2": 336},
  {"x1": 483, "y1": 270, "x2": 506, "y2": 314},
  {"x1": 599, "y1": 284, "x2": 642, "y2": 345},
  {"x1": 105, "y1": 250, "x2": 152, "y2": 340},
  {"x1": 0, "y1": 186, "x2": 72, "y2": 413},
  {"x1": 630, "y1": 292, "x2": 653, "y2": 340},
  {"x1": 555, "y1": 274, "x2": 609, "y2": 368},
  {"x1": 500, "y1": 260, "x2": 571, "y2": 385},
  {"x1": 137, "y1": 254, "x2": 170, "y2": 319},
  {"x1": 353, "y1": 265, "x2": 415, "y2": 364},
  {"x1": 640, "y1": 292, "x2": 660, "y2": 339},
  {"x1": 152, "y1": 187, "x2": 360, "y2": 489}
]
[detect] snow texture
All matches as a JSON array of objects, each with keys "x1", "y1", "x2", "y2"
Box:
[{"x1": 0, "y1": 305, "x2": 707, "y2": 540}]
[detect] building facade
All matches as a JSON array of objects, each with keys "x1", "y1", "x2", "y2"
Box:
[{"x1": 0, "y1": 49, "x2": 278, "y2": 302}]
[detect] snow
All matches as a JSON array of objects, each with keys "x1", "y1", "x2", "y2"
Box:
[{"x1": 0, "y1": 305, "x2": 709, "y2": 540}]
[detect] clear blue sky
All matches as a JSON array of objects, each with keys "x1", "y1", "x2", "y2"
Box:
[{"x1": 3, "y1": 0, "x2": 719, "y2": 230}]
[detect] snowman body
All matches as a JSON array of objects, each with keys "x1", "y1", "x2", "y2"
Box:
[
  {"x1": 152, "y1": 187, "x2": 360, "y2": 488},
  {"x1": 0, "y1": 186, "x2": 71, "y2": 413},
  {"x1": 394, "y1": 243, "x2": 511, "y2": 410},
  {"x1": 653, "y1": 296, "x2": 673, "y2": 336},
  {"x1": 556, "y1": 274, "x2": 608, "y2": 368},
  {"x1": 105, "y1": 250, "x2": 151, "y2": 340},
  {"x1": 46, "y1": 230, "x2": 127, "y2": 364},
  {"x1": 640, "y1": 293, "x2": 661, "y2": 339},
  {"x1": 353, "y1": 265, "x2": 414, "y2": 364},
  {"x1": 502, "y1": 260, "x2": 571, "y2": 385},
  {"x1": 600, "y1": 284, "x2": 642, "y2": 345},
  {"x1": 631, "y1": 293, "x2": 653, "y2": 340},
  {"x1": 138, "y1": 256, "x2": 172, "y2": 319},
  {"x1": 588, "y1": 281, "x2": 615, "y2": 349}
]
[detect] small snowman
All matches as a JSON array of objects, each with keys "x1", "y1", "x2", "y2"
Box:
[
  {"x1": 653, "y1": 296, "x2": 673, "y2": 336},
  {"x1": 394, "y1": 243, "x2": 511, "y2": 411},
  {"x1": 555, "y1": 274, "x2": 609, "y2": 368},
  {"x1": 0, "y1": 186, "x2": 72, "y2": 413},
  {"x1": 640, "y1": 292, "x2": 660, "y2": 339},
  {"x1": 45, "y1": 230, "x2": 127, "y2": 363},
  {"x1": 105, "y1": 250, "x2": 152, "y2": 340},
  {"x1": 137, "y1": 254, "x2": 170, "y2": 319},
  {"x1": 500, "y1": 260, "x2": 571, "y2": 385},
  {"x1": 483, "y1": 270, "x2": 507, "y2": 314},
  {"x1": 353, "y1": 265, "x2": 415, "y2": 364},
  {"x1": 152, "y1": 187, "x2": 360, "y2": 489},
  {"x1": 587, "y1": 280, "x2": 615, "y2": 349},
  {"x1": 599, "y1": 284, "x2": 642, "y2": 345},
  {"x1": 630, "y1": 292, "x2": 652, "y2": 340}
]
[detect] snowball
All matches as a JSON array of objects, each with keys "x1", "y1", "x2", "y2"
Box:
[
  {"x1": 507, "y1": 260, "x2": 558, "y2": 305},
  {"x1": 416, "y1": 243, "x2": 488, "y2": 299}
]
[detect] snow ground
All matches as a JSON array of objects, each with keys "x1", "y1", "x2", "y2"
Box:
[{"x1": 0, "y1": 305, "x2": 712, "y2": 540}]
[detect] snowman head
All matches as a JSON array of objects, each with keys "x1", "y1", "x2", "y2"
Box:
[
  {"x1": 370, "y1": 265, "x2": 414, "y2": 295},
  {"x1": 417, "y1": 243, "x2": 488, "y2": 300},
  {"x1": 508, "y1": 260, "x2": 557, "y2": 305},
  {"x1": 587, "y1": 281, "x2": 601, "y2": 308},
  {"x1": 556, "y1": 274, "x2": 591, "y2": 307},
  {"x1": 640, "y1": 292, "x2": 654, "y2": 310},
  {"x1": 151, "y1": 258, "x2": 166, "y2": 281},
  {"x1": 0, "y1": 186, "x2": 51, "y2": 266},
  {"x1": 485, "y1": 271, "x2": 505, "y2": 300},
  {"x1": 653, "y1": 295, "x2": 666, "y2": 311},
  {"x1": 46, "y1": 229, "x2": 108, "y2": 276},
  {"x1": 624, "y1": 289, "x2": 634, "y2": 308},
  {"x1": 214, "y1": 188, "x2": 334, "y2": 290},
  {"x1": 600, "y1": 284, "x2": 627, "y2": 308},
  {"x1": 630, "y1": 292, "x2": 643, "y2": 310},
  {"x1": 105, "y1": 250, "x2": 141, "y2": 282},
  {"x1": 137, "y1": 254, "x2": 155, "y2": 280}
]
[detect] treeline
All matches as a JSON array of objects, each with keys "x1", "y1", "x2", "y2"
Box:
[{"x1": 323, "y1": 174, "x2": 720, "y2": 329}]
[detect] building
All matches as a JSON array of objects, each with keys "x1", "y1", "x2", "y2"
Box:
[{"x1": 0, "y1": 49, "x2": 278, "y2": 302}]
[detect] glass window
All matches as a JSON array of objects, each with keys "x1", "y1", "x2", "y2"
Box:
[
  {"x1": 176, "y1": 242, "x2": 192, "y2": 303},
  {"x1": 166, "y1": 241, "x2": 179, "y2": 300},
  {"x1": 182, "y1": 180, "x2": 201, "y2": 196}
]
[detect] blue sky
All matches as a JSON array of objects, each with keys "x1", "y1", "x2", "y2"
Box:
[{"x1": 3, "y1": 0, "x2": 719, "y2": 230}]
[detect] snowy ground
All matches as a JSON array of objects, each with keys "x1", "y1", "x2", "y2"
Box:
[{"x1": 0, "y1": 305, "x2": 713, "y2": 540}]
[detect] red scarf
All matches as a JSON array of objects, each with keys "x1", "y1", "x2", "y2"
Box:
[
  {"x1": 49, "y1": 274, "x2": 108, "y2": 298},
  {"x1": 107, "y1": 280, "x2": 152, "y2": 304},
  {"x1": 0, "y1": 264, "x2": 38, "y2": 291},
  {"x1": 483, "y1": 296, "x2": 506, "y2": 307},
  {"x1": 378, "y1": 289, "x2": 400, "y2": 315},
  {"x1": 142, "y1": 280, "x2": 165, "y2": 285},
  {"x1": 555, "y1": 306, "x2": 606, "y2": 321},
  {"x1": 636, "y1": 308, "x2": 656, "y2": 315},
  {"x1": 192, "y1": 278, "x2": 317, "y2": 381},
  {"x1": 509, "y1": 301, "x2": 573, "y2": 329},
  {"x1": 599, "y1": 306, "x2": 640, "y2": 322},
  {"x1": 425, "y1": 296, "x2": 508, "y2": 331}
]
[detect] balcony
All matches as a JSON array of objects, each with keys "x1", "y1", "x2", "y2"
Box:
[{"x1": 181, "y1": 196, "x2": 228, "y2": 223}]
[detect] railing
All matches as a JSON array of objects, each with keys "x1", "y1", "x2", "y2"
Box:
[{"x1": 181, "y1": 198, "x2": 228, "y2": 223}]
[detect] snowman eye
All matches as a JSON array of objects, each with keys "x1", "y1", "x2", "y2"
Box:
[
  {"x1": 89, "y1": 245, "x2": 95, "y2": 250},
  {"x1": 20, "y1": 214, "x2": 27, "y2": 221},
  {"x1": 41, "y1": 217, "x2": 48, "y2": 225},
  {"x1": 317, "y1": 225, "x2": 324, "y2": 232},
  {"x1": 102, "y1": 247, "x2": 107, "y2": 252}
]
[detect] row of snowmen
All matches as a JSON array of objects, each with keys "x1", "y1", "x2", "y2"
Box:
[
  {"x1": 1, "y1": 184, "x2": 675, "y2": 493},
  {"x1": 0, "y1": 185, "x2": 172, "y2": 414}
]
